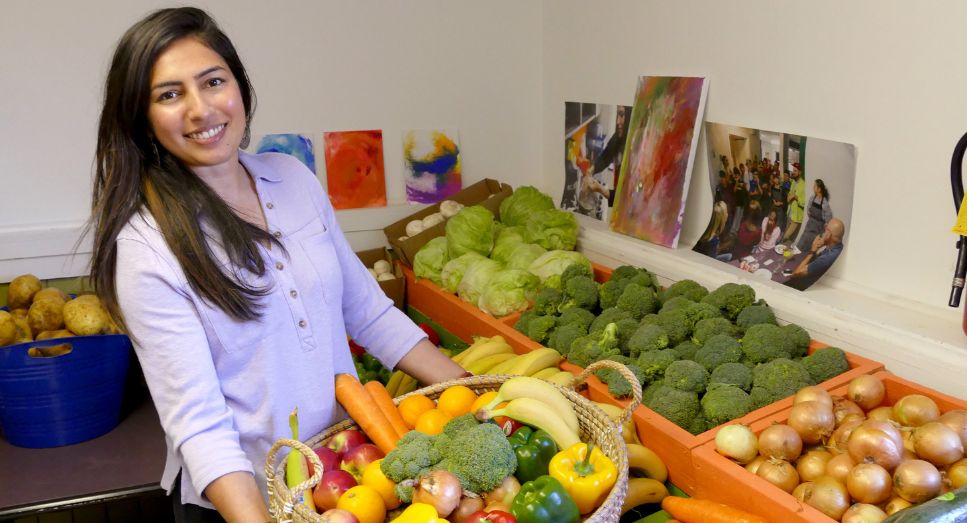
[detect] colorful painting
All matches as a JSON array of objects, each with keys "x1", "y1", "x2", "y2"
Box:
[
  {"x1": 323, "y1": 130, "x2": 387, "y2": 210},
  {"x1": 611, "y1": 76, "x2": 709, "y2": 248},
  {"x1": 402, "y1": 129, "x2": 462, "y2": 204},
  {"x1": 252, "y1": 133, "x2": 315, "y2": 172}
]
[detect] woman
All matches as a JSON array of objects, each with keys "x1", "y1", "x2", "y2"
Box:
[
  {"x1": 729, "y1": 200, "x2": 763, "y2": 261},
  {"x1": 695, "y1": 201, "x2": 728, "y2": 258},
  {"x1": 88, "y1": 8, "x2": 465, "y2": 521},
  {"x1": 796, "y1": 179, "x2": 833, "y2": 253},
  {"x1": 758, "y1": 209, "x2": 782, "y2": 252}
]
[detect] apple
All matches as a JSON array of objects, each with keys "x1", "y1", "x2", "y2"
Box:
[
  {"x1": 319, "y1": 508, "x2": 360, "y2": 523},
  {"x1": 312, "y1": 469, "x2": 357, "y2": 511},
  {"x1": 307, "y1": 446, "x2": 341, "y2": 478},
  {"x1": 340, "y1": 443, "x2": 385, "y2": 481},
  {"x1": 324, "y1": 428, "x2": 368, "y2": 457}
]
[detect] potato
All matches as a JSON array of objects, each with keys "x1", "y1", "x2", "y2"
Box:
[
  {"x1": 35, "y1": 329, "x2": 74, "y2": 341},
  {"x1": 33, "y1": 287, "x2": 69, "y2": 304},
  {"x1": 0, "y1": 311, "x2": 17, "y2": 346},
  {"x1": 72, "y1": 294, "x2": 101, "y2": 305},
  {"x1": 7, "y1": 274, "x2": 42, "y2": 309},
  {"x1": 63, "y1": 300, "x2": 110, "y2": 336},
  {"x1": 11, "y1": 308, "x2": 28, "y2": 320},
  {"x1": 28, "y1": 299, "x2": 65, "y2": 333},
  {"x1": 12, "y1": 316, "x2": 32, "y2": 343}
]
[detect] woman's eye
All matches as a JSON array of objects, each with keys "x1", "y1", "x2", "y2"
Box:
[
  {"x1": 157, "y1": 91, "x2": 178, "y2": 102},
  {"x1": 207, "y1": 77, "x2": 225, "y2": 88}
]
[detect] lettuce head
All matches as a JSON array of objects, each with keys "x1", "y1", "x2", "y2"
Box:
[{"x1": 478, "y1": 269, "x2": 541, "y2": 317}]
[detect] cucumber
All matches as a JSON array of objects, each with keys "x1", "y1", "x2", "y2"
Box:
[{"x1": 883, "y1": 485, "x2": 967, "y2": 522}]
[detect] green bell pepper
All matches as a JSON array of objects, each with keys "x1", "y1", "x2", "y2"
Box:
[
  {"x1": 510, "y1": 475, "x2": 580, "y2": 523},
  {"x1": 508, "y1": 426, "x2": 558, "y2": 483}
]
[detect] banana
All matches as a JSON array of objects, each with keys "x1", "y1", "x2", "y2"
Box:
[
  {"x1": 627, "y1": 443, "x2": 668, "y2": 483},
  {"x1": 385, "y1": 370, "x2": 406, "y2": 396},
  {"x1": 396, "y1": 373, "x2": 419, "y2": 396},
  {"x1": 545, "y1": 371, "x2": 576, "y2": 388},
  {"x1": 530, "y1": 367, "x2": 561, "y2": 380},
  {"x1": 620, "y1": 478, "x2": 668, "y2": 514},
  {"x1": 451, "y1": 336, "x2": 490, "y2": 365},
  {"x1": 487, "y1": 354, "x2": 524, "y2": 375},
  {"x1": 488, "y1": 397, "x2": 580, "y2": 450},
  {"x1": 453, "y1": 336, "x2": 513, "y2": 367},
  {"x1": 467, "y1": 352, "x2": 516, "y2": 374},
  {"x1": 481, "y1": 376, "x2": 579, "y2": 435},
  {"x1": 592, "y1": 401, "x2": 641, "y2": 445},
  {"x1": 506, "y1": 347, "x2": 563, "y2": 376},
  {"x1": 285, "y1": 408, "x2": 316, "y2": 512}
]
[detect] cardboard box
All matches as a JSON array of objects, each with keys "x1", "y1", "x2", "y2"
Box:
[
  {"x1": 691, "y1": 371, "x2": 967, "y2": 522},
  {"x1": 384, "y1": 179, "x2": 513, "y2": 267},
  {"x1": 355, "y1": 248, "x2": 405, "y2": 311}
]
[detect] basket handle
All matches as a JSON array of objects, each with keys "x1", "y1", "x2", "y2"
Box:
[
  {"x1": 265, "y1": 438, "x2": 323, "y2": 513},
  {"x1": 572, "y1": 360, "x2": 641, "y2": 426}
]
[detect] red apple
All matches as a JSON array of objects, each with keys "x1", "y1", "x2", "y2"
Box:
[
  {"x1": 307, "y1": 446, "x2": 341, "y2": 478},
  {"x1": 319, "y1": 508, "x2": 360, "y2": 523},
  {"x1": 312, "y1": 469, "x2": 357, "y2": 511},
  {"x1": 324, "y1": 428, "x2": 368, "y2": 457},
  {"x1": 340, "y1": 443, "x2": 385, "y2": 481}
]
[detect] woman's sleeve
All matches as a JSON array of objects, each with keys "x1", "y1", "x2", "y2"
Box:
[{"x1": 116, "y1": 237, "x2": 252, "y2": 498}]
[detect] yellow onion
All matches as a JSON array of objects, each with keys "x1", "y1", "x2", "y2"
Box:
[
  {"x1": 756, "y1": 457, "x2": 799, "y2": 493},
  {"x1": 893, "y1": 459, "x2": 942, "y2": 503},
  {"x1": 789, "y1": 401, "x2": 836, "y2": 445},
  {"x1": 846, "y1": 463, "x2": 893, "y2": 505},
  {"x1": 847, "y1": 375, "x2": 886, "y2": 411},
  {"x1": 758, "y1": 423, "x2": 803, "y2": 461},
  {"x1": 884, "y1": 496, "x2": 913, "y2": 515},
  {"x1": 803, "y1": 475, "x2": 850, "y2": 520},
  {"x1": 938, "y1": 410, "x2": 967, "y2": 448},
  {"x1": 795, "y1": 386, "x2": 833, "y2": 408},
  {"x1": 913, "y1": 422, "x2": 964, "y2": 467},
  {"x1": 841, "y1": 503, "x2": 888, "y2": 523},
  {"x1": 826, "y1": 453, "x2": 856, "y2": 484},
  {"x1": 797, "y1": 449, "x2": 833, "y2": 483},
  {"x1": 893, "y1": 395, "x2": 940, "y2": 427},
  {"x1": 867, "y1": 406, "x2": 895, "y2": 422}
]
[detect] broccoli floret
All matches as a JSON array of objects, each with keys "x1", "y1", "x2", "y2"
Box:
[
  {"x1": 670, "y1": 340, "x2": 700, "y2": 361},
  {"x1": 641, "y1": 381, "x2": 663, "y2": 404},
  {"x1": 736, "y1": 304, "x2": 777, "y2": 330},
  {"x1": 559, "y1": 275, "x2": 599, "y2": 312},
  {"x1": 740, "y1": 323, "x2": 794, "y2": 364},
  {"x1": 659, "y1": 279, "x2": 709, "y2": 304},
  {"x1": 595, "y1": 355, "x2": 645, "y2": 398},
  {"x1": 654, "y1": 308, "x2": 692, "y2": 346},
  {"x1": 514, "y1": 310, "x2": 537, "y2": 335},
  {"x1": 626, "y1": 323, "x2": 670, "y2": 358},
  {"x1": 783, "y1": 323, "x2": 812, "y2": 358},
  {"x1": 663, "y1": 360, "x2": 709, "y2": 393},
  {"x1": 547, "y1": 323, "x2": 586, "y2": 355},
  {"x1": 752, "y1": 358, "x2": 814, "y2": 403},
  {"x1": 749, "y1": 386, "x2": 777, "y2": 409},
  {"x1": 598, "y1": 279, "x2": 628, "y2": 310},
  {"x1": 626, "y1": 271, "x2": 659, "y2": 291},
  {"x1": 557, "y1": 306, "x2": 596, "y2": 332},
  {"x1": 692, "y1": 317, "x2": 741, "y2": 346},
  {"x1": 441, "y1": 422, "x2": 517, "y2": 493},
  {"x1": 683, "y1": 301, "x2": 723, "y2": 325},
  {"x1": 801, "y1": 347, "x2": 850, "y2": 384},
  {"x1": 560, "y1": 262, "x2": 594, "y2": 288},
  {"x1": 637, "y1": 349, "x2": 679, "y2": 382},
  {"x1": 694, "y1": 334, "x2": 744, "y2": 372},
  {"x1": 615, "y1": 317, "x2": 643, "y2": 354},
  {"x1": 610, "y1": 265, "x2": 642, "y2": 282},
  {"x1": 525, "y1": 314, "x2": 557, "y2": 344},
  {"x1": 701, "y1": 283, "x2": 756, "y2": 320},
  {"x1": 568, "y1": 323, "x2": 621, "y2": 367},
  {"x1": 660, "y1": 296, "x2": 695, "y2": 313},
  {"x1": 686, "y1": 410, "x2": 711, "y2": 435},
  {"x1": 532, "y1": 287, "x2": 564, "y2": 316},
  {"x1": 590, "y1": 307, "x2": 633, "y2": 335},
  {"x1": 709, "y1": 362, "x2": 753, "y2": 392},
  {"x1": 443, "y1": 413, "x2": 480, "y2": 437},
  {"x1": 644, "y1": 384, "x2": 700, "y2": 430},
  {"x1": 701, "y1": 383, "x2": 754, "y2": 426},
  {"x1": 382, "y1": 431, "x2": 443, "y2": 484},
  {"x1": 616, "y1": 283, "x2": 659, "y2": 320}
]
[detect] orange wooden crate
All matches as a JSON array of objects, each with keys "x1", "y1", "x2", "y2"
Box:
[{"x1": 691, "y1": 371, "x2": 967, "y2": 522}]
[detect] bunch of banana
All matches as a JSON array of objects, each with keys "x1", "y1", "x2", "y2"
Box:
[
  {"x1": 385, "y1": 336, "x2": 512, "y2": 397},
  {"x1": 621, "y1": 442, "x2": 670, "y2": 514},
  {"x1": 475, "y1": 376, "x2": 581, "y2": 449},
  {"x1": 478, "y1": 347, "x2": 573, "y2": 387},
  {"x1": 592, "y1": 400, "x2": 642, "y2": 445}
]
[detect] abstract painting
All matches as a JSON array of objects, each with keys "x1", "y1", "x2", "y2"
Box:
[
  {"x1": 252, "y1": 133, "x2": 315, "y2": 172},
  {"x1": 611, "y1": 76, "x2": 709, "y2": 247},
  {"x1": 323, "y1": 130, "x2": 387, "y2": 210},
  {"x1": 402, "y1": 129, "x2": 462, "y2": 204}
]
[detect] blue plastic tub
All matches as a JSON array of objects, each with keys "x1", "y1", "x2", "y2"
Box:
[{"x1": 0, "y1": 334, "x2": 131, "y2": 448}]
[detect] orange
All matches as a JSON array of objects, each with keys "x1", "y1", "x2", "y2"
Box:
[
  {"x1": 336, "y1": 484, "x2": 385, "y2": 523},
  {"x1": 361, "y1": 459, "x2": 401, "y2": 509},
  {"x1": 437, "y1": 385, "x2": 478, "y2": 417},
  {"x1": 398, "y1": 394, "x2": 435, "y2": 429},
  {"x1": 414, "y1": 408, "x2": 452, "y2": 435},
  {"x1": 471, "y1": 390, "x2": 499, "y2": 414}
]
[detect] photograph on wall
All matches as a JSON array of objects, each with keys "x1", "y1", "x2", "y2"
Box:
[
  {"x1": 610, "y1": 76, "x2": 709, "y2": 247},
  {"x1": 250, "y1": 133, "x2": 316, "y2": 173},
  {"x1": 561, "y1": 102, "x2": 631, "y2": 222},
  {"x1": 402, "y1": 129, "x2": 462, "y2": 204},
  {"x1": 322, "y1": 130, "x2": 387, "y2": 210},
  {"x1": 693, "y1": 122, "x2": 857, "y2": 290}
]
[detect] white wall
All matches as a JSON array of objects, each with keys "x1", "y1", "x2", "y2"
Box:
[{"x1": 0, "y1": 0, "x2": 543, "y2": 277}]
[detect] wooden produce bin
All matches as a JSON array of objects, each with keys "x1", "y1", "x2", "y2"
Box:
[
  {"x1": 355, "y1": 247, "x2": 405, "y2": 311},
  {"x1": 690, "y1": 371, "x2": 967, "y2": 522}
]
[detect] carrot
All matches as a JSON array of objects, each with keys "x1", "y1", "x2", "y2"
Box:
[
  {"x1": 363, "y1": 380, "x2": 409, "y2": 438},
  {"x1": 661, "y1": 496, "x2": 769, "y2": 523},
  {"x1": 334, "y1": 374, "x2": 399, "y2": 454}
]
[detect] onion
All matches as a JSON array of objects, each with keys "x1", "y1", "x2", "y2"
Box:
[
  {"x1": 834, "y1": 397, "x2": 866, "y2": 426},
  {"x1": 715, "y1": 424, "x2": 759, "y2": 464},
  {"x1": 842, "y1": 503, "x2": 888, "y2": 523},
  {"x1": 867, "y1": 406, "x2": 895, "y2": 422},
  {"x1": 947, "y1": 458, "x2": 967, "y2": 489},
  {"x1": 759, "y1": 424, "x2": 803, "y2": 461},
  {"x1": 893, "y1": 394, "x2": 940, "y2": 427},
  {"x1": 450, "y1": 496, "x2": 484, "y2": 522},
  {"x1": 939, "y1": 410, "x2": 967, "y2": 448},
  {"x1": 848, "y1": 424, "x2": 904, "y2": 471},
  {"x1": 795, "y1": 386, "x2": 833, "y2": 408},
  {"x1": 847, "y1": 375, "x2": 886, "y2": 411},
  {"x1": 483, "y1": 475, "x2": 520, "y2": 508},
  {"x1": 913, "y1": 421, "x2": 965, "y2": 467},
  {"x1": 862, "y1": 420, "x2": 905, "y2": 451},
  {"x1": 893, "y1": 459, "x2": 942, "y2": 503},
  {"x1": 792, "y1": 481, "x2": 813, "y2": 501},
  {"x1": 829, "y1": 417, "x2": 865, "y2": 455},
  {"x1": 789, "y1": 401, "x2": 836, "y2": 445},
  {"x1": 412, "y1": 470, "x2": 463, "y2": 518},
  {"x1": 797, "y1": 449, "x2": 833, "y2": 482},
  {"x1": 826, "y1": 453, "x2": 856, "y2": 484},
  {"x1": 846, "y1": 463, "x2": 893, "y2": 504},
  {"x1": 756, "y1": 458, "x2": 799, "y2": 493},
  {"x1": 884, "y1": 496, "x2": 913, "y2": 515},
  {"x1": 745, "y1": 455, "x2": 767, "y2": 475},
  {"x1": 803, "y1": 475, "x2": 850, "y2": 520}
]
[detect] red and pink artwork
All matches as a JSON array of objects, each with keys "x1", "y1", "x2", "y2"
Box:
[{"x1": 323, "y1": 130, "x2": 387, "y2": 210}]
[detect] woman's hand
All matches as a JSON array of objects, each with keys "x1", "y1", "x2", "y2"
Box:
[{"x1": 396, "y1": 338, "x2": 468, "y2": 385}]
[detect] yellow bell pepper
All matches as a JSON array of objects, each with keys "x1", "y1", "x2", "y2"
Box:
[
  {"x1": 389, "y1": 503, "x2": 450, "y2": 523},
  {"x1": 548, "y1": 442, "x2": 617, "y2": 514}
]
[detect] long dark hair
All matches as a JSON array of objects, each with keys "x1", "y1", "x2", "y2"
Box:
[
  {"x1": 89, "y1": 7, "x2": 277, "y2": 329},
  {"x1": 815, "y1": 178, "x2": 829, "y2": 200}
]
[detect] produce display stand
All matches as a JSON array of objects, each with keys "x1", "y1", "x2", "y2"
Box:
[{"x1": 690, "y1": 370, "x2": 967, "y2": 522}]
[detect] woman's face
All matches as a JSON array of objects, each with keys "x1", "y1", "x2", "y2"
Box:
[
  {"x1": 767, "y1": 211, "x2": 776, "y2": 227},
  {"x1": 147, "y1": 37, "x2": 246, "y2": 176},
  {"x1": 814, "y1": 182, "x2": 822, "y2": 195}
]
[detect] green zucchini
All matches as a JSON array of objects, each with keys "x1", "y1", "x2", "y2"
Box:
[{"x1": 883, "y1": 485, "x2": 967, "y2": 522}]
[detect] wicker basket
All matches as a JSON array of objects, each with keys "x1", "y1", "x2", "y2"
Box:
[{"x1": 265, "y1": 360, "x2": 641, "y2": 523}]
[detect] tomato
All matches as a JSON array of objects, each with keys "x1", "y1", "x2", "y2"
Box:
[{"x1": 461, "y1": 510, "x2": 517, "y2": 523}]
